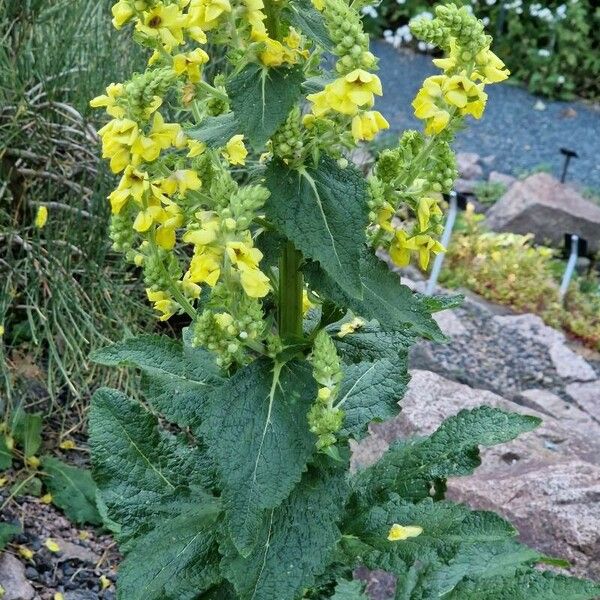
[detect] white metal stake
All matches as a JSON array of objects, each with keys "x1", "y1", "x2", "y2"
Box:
[
  {"x1": 559, "y1": 234, "x2": 579, "y2": 301},
  {"x1": 425, "y1": 191, "x2": 458, "y2": 296}
]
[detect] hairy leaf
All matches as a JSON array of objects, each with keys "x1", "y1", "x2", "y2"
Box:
[
  {"x1": 221, "y1": 468, "x2": 349, "y2": 600},
  {"x1": 354, "y1": 406, "x2": 540, "y2": 503},
  {"x1": 284, "y1": 0, "x2": 333, "y2": 50},
  {"x1": 266, "y1": 157, "x2": 368, "y2": 298},
  {"x1": 446, "y1": 571, "x2": 600, "y2": 600},
  {"x1": 12, "y1": 410, "x2": 42, "y2": 458},
  {"x1": 0, "y1": 435, "x2": 12, "y2": 470},
  {"x1": 331, "y1": 579, "x2": 369, "y2": 599},
  {"x1": 41, "y1": 457, "x2": 102, "y2": 525},
  {"x1": 187, "y1": 112, "x2": 240, "y2": 148},
  {"x1": 201, "y1": 358, "x2": 316, "y2": 556},
  {"x1": 226, "y1": 63, "x2": 304, "y2": 148},
  {"x1": 91, "y1": 335, "x2": 222, "y2": 428},
  {"x1": 338, "y1": 358, "x2": 408, "y2": 440},
  {"x1": 89, "y1": 388, "x2": 214, "y2": 544},
  {"x1": 118, "y1": 502, "x2": 222, "y2": 600},
  {"x1": 415, "y1": 293, "x2": 464, "y2": 313},
  {"x1": 0, "y1": 522, "x2": 20, "y2": 549},
  {"x1": 305, "y1": 251, "x2": 443, "y2": 341}
]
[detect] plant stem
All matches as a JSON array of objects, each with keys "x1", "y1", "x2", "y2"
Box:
[{"x1": 278, "y1": 240, "x2": 303, "y2": 340}]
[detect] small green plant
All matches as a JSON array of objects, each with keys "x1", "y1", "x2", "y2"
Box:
[
  {"x1": 441, "y1": 207, "x2": 600, "y2": 350},
  {"x1": 87, "y1": 1, "x2": 600, "y2": 598},
  {"x1": 472, "y1": 180, "x2": 506, "y2": 205}
]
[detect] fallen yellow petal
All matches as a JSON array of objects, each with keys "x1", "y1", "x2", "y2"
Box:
[
  {"x1": 387, "y1": 523, "x2": 423, "y2": 541},
  {"x1": 100, "y1": 575, "x2": 112, "y2": 590},
  {"x1": 59, "y1": 439, "x2": 76, "y2": 450},
  {"x1": 18, "y1": 546, "x2": 34, "y2": 561},
  {"x1": 40, "y1": 493, "x2": 53, "y2": 505},
  {"x1": 44, "y1": 538, "x2": 61, "y2": 553}
]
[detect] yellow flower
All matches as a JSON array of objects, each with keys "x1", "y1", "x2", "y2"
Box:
[
  {"x1": 26, "y1": 456, "x2": 40, "y2": 469},
  {"x1": 416, "y1": 196, "x2": 442, "y2": 232},
  {"x1": 111, "y1": 0, "x2": 135, "y2": 29},
  {"x1": 184, "y1": 215, "x2": 220, "y2": 246},
  {"x1": 239, "y1": 266, "x2": 271, "y2": 297},
  {"x1": 172, "y1": 48, "x2": 210, "y2": 82},
  {"x1": 0, "y1": 325, "x2": 4, "y2": 337},
  {"x1": 338, "y1": 317, "x2": 365, "y2": 338},
  {"x1": 387, "y1": 523, "x2": 423, "y2": 541},
  {"x1": 188, "y1": 248, "x2": 222, "y2": 286},
  {"x1": 44, "y1": 538, "x2": 61, "y2": 553},
  {"x1": 351, "y1": 110, "x2": 389, "y2": 141},
  {"x1": 389, "y1": 230, "x2": 417, "y2": 267},
  {"x1": 146, "y1": 289, "x2": 178, "y2": 321},
  {"x1": 136, "y1": 4, "x2": 187, "y2": 50},
  {"x1": 54, "y1": 593, "x2": 65, "y2": 600},
  {"x1": 187, "y1": 139, "x2": 206, "y2": 157},
  {"x1": 443, "y1": 74, "x2": 487, "y2": 118},
  {"x1": 302, "y1": 289, "x2": 314, "y2": 314},
  {"x1": 97, "y1": 118, "x2": 139, "y2": 173},
  {"x1": 89, "y1": 83, "x2": 126, "y2": 118},
  {"x1": 222, "y1": 134, "x2": 248, "y2": 165},
  {"x1": 159, "y1": 169, "x2": 202, "y2": 196},
  {"x1": 412, "y1": 76, "x2": 451, "y2": 135},
  {"x1": 411, "y1": 234, "x2": 445, "y2": 270},
  {"x1": 474, "y1": 47, "x2": 510, "y2": 84},
  {"x1": 311, "y1": 0, "x2": 324, "y2": 11},
  {"x1": 59, "y1": 439, "x2": 76, "y2": 450},
  {"x1": 188, "y1": 0, "x2": 231, "y2": 31},
  {"x1": 226, "y1": 240, "x2": 262, "y2": 271},
  {"x1": 100, "y1": 575, "x2": 112, "y2": 590},
  {"x1": 109, "y1": 166, "x2": 149, "y2": 213},
  {"x1": 154, "y1": 204, "x2": 184, "y2": 250},
  {"x1": 308, "y1": 70, "x2": 383, "y2": 117},
  {"x1": 34, "y1": 205, "x2": 48, "y2": 229},
  {"x1": 40, "y1": 493, "x2": 53, "y2": 504},
  {"x1": 18, "y1": 546, "x2": 34, "y2": 561}
]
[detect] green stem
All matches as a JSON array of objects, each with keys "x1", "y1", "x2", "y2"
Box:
[{"x1": 278, "y1": 240, "x2": 303, "y2": 340}]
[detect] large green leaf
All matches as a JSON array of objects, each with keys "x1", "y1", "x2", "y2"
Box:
[
  {"x1": 338, "y1": 358, "x2": 408, "y2": 440},
  {"x1": 41, "y1": 456, "x2": 102, "y2": 525},
  {"x1": 201, "y1": 358, "x2": 317, "y2": 556},
  {"x1": 91, "y1": 335, "x2": 222, "y2": 428},
  {"x1": 221, "y1": 468, "x2": 349, "y2": 600},
  {"x1": 265, "y1": 157, "x2": 368, "y2": 298},
  {"x1": 446, "y1": 571, "x2": 600, "y2": 600},
  {"x1": 186, "y1": 112, "x2": 240, "y2": 148},
  {"x1": 12, "y1": 410, "x2": 42, "y2": 458},
  {"x1": 117, "y1": 502, "x2": 222, "y2": 600},
  {"x1": 354, "y1": 406, "x2": 540, "y2": 504},
  {"x1": 283, "y1": 0, "x2": 333, "y2": 50},
  {"x1": 89, "y1": 388, "x2": 214, "y2": 544},
  {"x1": 305, "y1": 250, "x2": 444, "y2": 341},
  {"x1": 226, "y1": 63, "x2": 304, "y2": 149}
]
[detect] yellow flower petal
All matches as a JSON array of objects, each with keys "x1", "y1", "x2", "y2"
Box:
[{"x1": 387, "y1": 524, "x2": 423, "y2": 541}]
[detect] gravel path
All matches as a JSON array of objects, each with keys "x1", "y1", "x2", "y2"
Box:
[{"x1": 373, "y1": 41, "x2": 600, "y2": 190}]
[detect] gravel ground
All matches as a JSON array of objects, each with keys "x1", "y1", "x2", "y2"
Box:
[{"x1": 373, "y1": 41, "x2": 600, "y2": 190}]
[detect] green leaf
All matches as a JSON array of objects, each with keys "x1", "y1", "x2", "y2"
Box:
[
  {"x1": 12, "y1": 410, "x2": 42, "y2": 458},
  {"x1": 226, "y1": 63, "x2": 304, "y2": 149},
  {"x1": 331, "y1": 579, "x2": 369, "y2": 599},
  {"x1": 415, "y1": 293, "x2": 464, "y2": 313},
  {"x1": 331, "y1": 320, "x2": 415, "y2": 364},
  {"x1": 187, "y1": 112, "x2": 240, "y2": 148},
  {"x1": 338, "y1": 358, "x2": 408, "y2": 440},
  {"x1": 117, "y1": 502, "x2": 222, "y2": 600},
  {"x1": 0, "y1": 435, "x2": 12, "y2": 470},
  {"x1": 305, "y1": 250, "x2": 443, "y2": 340},
  {"x1": 221, "y1": 467, "x2": 349, "y2": 600},
  {"x1": 0, "y1": 522, "x2": 20, "y2": 549},
  {"x1": 41, "y1": 457, "x2": 102, "y2": 525},
  {"x1": 91, "y1": 335, "x2": 222, "y2": 428},
  {"x1": 354, "y1": 406, "x2": 541, "y2": 503},
  {"x1": 265, "y1": 157, "x2": 368, "y2": 298},
  {"x1": 283, "y1": 0, "x2": 333, "y2": 50},
  {"x1": 446, "y1": 571, "x2": 600, "y2": 599},
  {"x1": 201, "y1": 358, "x2": 317, "y2": 556},
  {"x1": 89, "y1": 388, "x2": 214, "y2": 544}
]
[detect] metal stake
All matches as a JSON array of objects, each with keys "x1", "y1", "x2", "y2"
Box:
[
  {"x1": 559, "y1": 148, "x2": 578, "y2": 183},
  {"x1": 559, "y1": 234, "x2": 579, "y2": 301},
  {"x1": 425, "y1": 191, "x2": 458, "y2": 296}
]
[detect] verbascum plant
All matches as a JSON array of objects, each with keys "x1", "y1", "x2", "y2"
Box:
[{"x1": 88, "y1": 1, "x2": 600, "y2": 598}]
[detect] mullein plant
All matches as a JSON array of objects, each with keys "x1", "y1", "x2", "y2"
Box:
[{"x1": 88, "y1": 1, "x2": 600, "y2": 598}]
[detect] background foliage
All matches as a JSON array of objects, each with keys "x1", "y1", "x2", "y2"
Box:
[{"x1": 363, "y1": 0, "x2": 600, "y2": 100}]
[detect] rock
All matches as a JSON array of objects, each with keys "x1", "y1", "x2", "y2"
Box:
[
  {"x1": 432, "y1": 309, "x2": 467, "y2": 337},
  {"x1": 518, "y1": 389, "x2": 597, "y2": 434},
  {"x1": 0, "y1": 553, "x2": 35, "y2": 600},
  {"x1": 493, "y1": 313, "x2": 596, "y2": 382},
  {"x1": 352, "y1": 370, "x2": 600, "y2": 577},
  {"x1": 53, "y1": 539, "x2": 99, "y2": 564},
  {"x1": 488, "y1": 170, "x2": 516, "y2": 187},
  {"x1": 549, "y1": 342, "x2": 597, "y2": 382},
  {"x1": 454, "y1": 177, "x2": 478, "y2": 194},
  {"x1": 485, "y1": 173, "x2": 600, "y2": 252},
  {"x1": 456, "y1": 152, "x2": 483, "y2": 179},
  {"x1": 565, "y1": 381, "x2": 600, "y2": 422}
]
